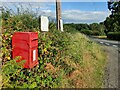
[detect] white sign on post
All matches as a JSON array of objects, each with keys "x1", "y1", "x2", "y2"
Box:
[
  {"x1": 60, "y1": 19, "x2": 63, "y2": 32},
  {"x1": 41, "y1": 16, "x2": 49, "y2": 32}
]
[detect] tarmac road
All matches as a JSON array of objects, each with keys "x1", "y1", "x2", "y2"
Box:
[{"x1": 89, "y1": 37, "x2": 120, "y2": 88}]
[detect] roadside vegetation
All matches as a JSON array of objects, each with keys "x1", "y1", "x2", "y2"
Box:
[{"x1": 1, "y1": 5, "x2": 106, "y2": 88}]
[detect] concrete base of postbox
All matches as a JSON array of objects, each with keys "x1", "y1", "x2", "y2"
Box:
[{"x1": 12, "y1": 32, "x2": 39, "y2": 69}]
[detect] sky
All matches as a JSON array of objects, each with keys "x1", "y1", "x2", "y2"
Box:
[
  {"x1": 61, "y1": 2, "x2": 110, "y2": 23},
  {"x1": 1, "y1": 1, "x2": 111, "y2": 24}
]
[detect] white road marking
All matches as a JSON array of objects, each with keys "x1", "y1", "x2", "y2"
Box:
[
  {"x1": 113, "y1": 45, "x2": 118, "y2": 48},
  {"x1": 100, "y1": 42, "x2": 103, "y2": 44},
  {"x1": 105, "y1": 43, "x2": 110, "y2": 46}
]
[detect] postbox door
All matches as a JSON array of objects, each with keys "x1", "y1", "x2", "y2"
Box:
[{"x1": 12, "y1": 40, "x2": 29, "y2": 68}]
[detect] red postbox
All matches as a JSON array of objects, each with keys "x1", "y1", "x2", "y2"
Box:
[{"x1": 12, "y1": 32, "x2": 39, "y2": 69}]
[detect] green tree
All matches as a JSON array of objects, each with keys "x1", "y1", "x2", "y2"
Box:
[
  {"x1": 104, "y1": 1, "x2": 120, "y2": 34},
  {"x1": 89, "y1": 23, "x2": 105, "y2": 35}
]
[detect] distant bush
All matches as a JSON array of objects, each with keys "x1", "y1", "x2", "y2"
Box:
[
  {"x1": 91, "y1": 31, "x2": 100, "y2": 36},
  {"x1": 64, "y1": 25, "x2": 79, "y2": 34},
  {"x1": 80, "y1": 30, "x2": 92, "y2": 35},
  {"x1": 107, "y1": 32, "x2": 120, "y2": 41},
  {"x1": 80, "y1": 29, "x2": 100, "y2": 36}
]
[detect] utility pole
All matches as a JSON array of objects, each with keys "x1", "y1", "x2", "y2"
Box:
[{"x1": 56, "y1": 0, "x2": 61, "y2": 30}]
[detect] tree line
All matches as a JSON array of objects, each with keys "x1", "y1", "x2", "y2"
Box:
[{"x1": 64, "y1": 23, "x2": 106, "y2": 36}]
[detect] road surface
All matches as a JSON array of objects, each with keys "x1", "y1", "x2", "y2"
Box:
[{"x1": 89, "y1": 37, "x2": 120, "y2": 88}]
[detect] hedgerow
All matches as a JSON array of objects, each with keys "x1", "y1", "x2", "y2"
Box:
[
  {"x1": 107, "y1": 32, "x2": 120, "y2": 41},
  {"x1": 1, "y1": 10, "x2": 70, "y2": 88}
]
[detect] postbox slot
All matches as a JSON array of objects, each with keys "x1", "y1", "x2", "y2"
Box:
[
  {"x1": 31, "y1": 40, "x2": 38, "y2": 48},
  {"x1": 31, "y1": 39, "x2": 38, "y2": 41}
]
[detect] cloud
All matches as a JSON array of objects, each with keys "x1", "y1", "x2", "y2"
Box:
[
  {"x1": 37, "y1": 9, "x2": 110, "y2": 24},
  {"x1": 42, "y1": 10, "x2": 52, "y2": 13},
  {"x1": 38, "y1": 9, "x2": 55, "y2": 19},
  {"x1": 62, "y1": 10, "x2": 111, "y2": 23},
  {"x1": 30, "y1": 2, "x2": 54, "y2": 9}
]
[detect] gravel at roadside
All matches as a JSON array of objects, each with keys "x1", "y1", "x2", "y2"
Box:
[{"x1": 103, "y1": 46, "x2": 119, "y2": 88}]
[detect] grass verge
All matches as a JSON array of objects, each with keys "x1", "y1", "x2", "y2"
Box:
[
  {"x1": 58, "y1": 32, "x2": 107, "y2": 88},
  {"x1": 92, "y1": 36, "x2": 107, "y2": 39}
]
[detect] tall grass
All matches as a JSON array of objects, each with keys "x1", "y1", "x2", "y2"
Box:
[{"x1": 58, "y1": 32, "x2": 106, "y2": 88}]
